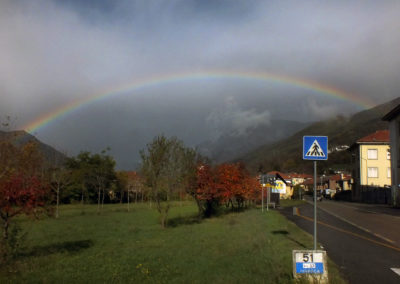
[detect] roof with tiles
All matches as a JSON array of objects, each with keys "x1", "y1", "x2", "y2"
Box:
[
  {"x1": 328, "y1": 174, "x2": 352, "y2": 181},
  {"x1": 357, "y1": 130, "x2": 389, "y2": 144},
  {"x1": 289, "y1": 173, "x2": 313, "y2": 179},
  {"x1": 266, "y1": 171, "x2": 290, "y2": 180}
]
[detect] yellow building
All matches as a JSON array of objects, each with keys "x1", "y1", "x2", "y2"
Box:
[{"x1": 352, "y1": 130, "x2": 391, "y2": 187}]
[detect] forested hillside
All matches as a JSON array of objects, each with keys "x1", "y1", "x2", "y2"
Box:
[
  {"x1": 0, "y1": 130, "x2": 66, "y2": 166},
  {"x1": 197, "y1": 120, "x2": 310, "y2": 163},
  {"x1": 237, "y1": 97, "x2": 400, "y2": 174}
]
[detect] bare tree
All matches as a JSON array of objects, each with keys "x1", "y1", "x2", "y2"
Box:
[{"x1": 49, "y1": 167, "x2": 70, "y2": 218}]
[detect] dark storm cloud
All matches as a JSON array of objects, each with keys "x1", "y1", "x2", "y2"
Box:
[{"x1": 1, "y1": 0, "x2": 400, "y2": 168}]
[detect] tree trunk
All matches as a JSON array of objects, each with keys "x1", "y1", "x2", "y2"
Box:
[
  {"x1": 101, "y1": 187, "x2": 105, "y2": 209},
  {"x1": 97, "y1": 187, "x2": 101, "y2": 214},
  {"x1": 161, "y1": 215, "x2": 165, "y2": 228},
  {"x1": 160, "y1": 210, "x2": 168, "y2": 228},
  {"x1": 56, "y1": 185, "x2": 60, "y2": 219},
  {"x1": 81, "y1": 186, "x2": 84, "y2": 205},
  {"x1": 3, "y1": 216, "x2": 9, "y2": 241}
]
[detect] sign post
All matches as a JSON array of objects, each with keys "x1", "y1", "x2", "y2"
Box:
[
  {"x1": 262, "y1": 186, "x2": 264, "y2": 213},
  {"x1": 303, "y1": 136, "x2": 328, "y2": 250},
  {"x1": 313, "y1": 160, "x2": 317, "y2": 250},
  {"x1": 261, "y1": 175, "x2": 264, "y2": 213}
]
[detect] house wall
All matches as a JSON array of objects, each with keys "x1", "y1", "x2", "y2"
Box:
[
  {"x1": 292, "y1": 177, "x2": 304, "y2": 186},
  {"x1": 328, "y1": 180, "x2": 337, "y2": 190},
  {"x1": 359, "y1": 144, "x2": 391, "y2": 187},
  {"x1": 343, "y1": 180, "x2": 351, "y2": 190}
]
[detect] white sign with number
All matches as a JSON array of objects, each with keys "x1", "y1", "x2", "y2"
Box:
[{"x1": 293, "y1": 250, "x2": 328, "y2": 281}]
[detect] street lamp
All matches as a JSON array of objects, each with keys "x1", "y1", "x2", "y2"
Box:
[{"x1": 320, "y1": 174, "x2": 325, "y2": 191}]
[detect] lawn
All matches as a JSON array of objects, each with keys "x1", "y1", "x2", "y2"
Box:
[{"x1": 0, "y1": 201, "x2": 345, "y2": 283}]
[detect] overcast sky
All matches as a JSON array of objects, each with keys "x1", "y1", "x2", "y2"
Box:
[{"x1": 1, "y1": 0, "x2": 400, "y2": 169}]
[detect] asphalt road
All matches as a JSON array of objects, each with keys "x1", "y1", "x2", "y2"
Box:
[{"x1": 279, "y1": 202, "x2": 400, "y2": 284}]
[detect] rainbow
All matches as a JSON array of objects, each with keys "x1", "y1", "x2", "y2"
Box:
[{"x1": 22, "y1": 70, "x2": 376, "y2": 133}]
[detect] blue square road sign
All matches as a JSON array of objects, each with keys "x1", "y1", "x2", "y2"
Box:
[{"x1": 303, "y1": 136, "x2": 328, "y2": 160}]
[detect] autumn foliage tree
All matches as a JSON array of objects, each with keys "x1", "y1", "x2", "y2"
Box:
[
  {"x1": 115, "y1": 171, "x2": 146, "y2": 211},
  {"x1": 0, "y1": 174, "x2": 48, "y2": 239},
  {"x1": 195, "y1": 164, "x2": 219, "y2": 217},
  {"x1": 0, "y1": 140, "x2": 50, "y2": 259},
  {"x1": 195, "y1": 162, "x2": 261, "y2": 216}
]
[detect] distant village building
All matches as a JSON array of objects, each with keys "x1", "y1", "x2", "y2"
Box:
[
  {"x1": 350, "y1": 130, "x2": 391, "y2": 188},
  {"x1": 262, "y1": 170, "x2": 352, "y2": 200},
  {"x1": 265, "y1": 171, "x2": 291, "y2": 199},
  {"x1": 289, "y1": 173, "x2": 313, "y2": 186},
  {"x1": 327, "y1": 174, "x2": 352, "y2": 191},
  {"x1": 383, "y1": 103, "x2": 400, "y2": 206}
]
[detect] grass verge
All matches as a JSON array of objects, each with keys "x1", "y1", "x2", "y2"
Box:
[{"x1": 0, "y1": 202, "x2": 345, "y2": 283}]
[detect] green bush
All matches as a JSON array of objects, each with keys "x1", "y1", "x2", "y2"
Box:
[{"x1": 0, "y1": 223, "x2": 26, "y2": 263}]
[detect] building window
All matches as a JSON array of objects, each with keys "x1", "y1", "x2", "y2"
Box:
[
  {"x1": 367, "y1": 149, "x2": 378, "y2": 159},
  {"x1": 368, "y1": 167, "x2": 378, "y2": 178},
  {"x1": 388, "y1": 167, "x2": 391, "y2": 178},
  {"x1": 387, "y1": 149, "x2": 391, "y2": 160}
]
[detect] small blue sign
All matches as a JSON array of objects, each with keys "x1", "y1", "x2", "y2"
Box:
[
  {"x1": 296, "y1": 262, "x2": 324, "y2": 274},
  {"x1": 303, "y1": 136, "x2": 328, "y2": 160}
]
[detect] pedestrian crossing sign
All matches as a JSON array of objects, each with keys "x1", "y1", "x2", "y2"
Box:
[{"x1": 303, "y1": 136, "x2": 328, "y2": 160}]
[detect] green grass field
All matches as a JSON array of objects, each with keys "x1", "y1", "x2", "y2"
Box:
[{"x1": 0, "y1": 201, "x2": 345, "y2": 283}]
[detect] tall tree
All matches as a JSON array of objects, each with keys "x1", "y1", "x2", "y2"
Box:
[
  {"x1": 116, "y1": 171, "x2": 144, "y2": 211},
  {"x1": 48, "y1": 166, "x2": 70, "y2": 218},
  {"x1": 140, "y1": 135, "x2": 196, "y2": 227},
  {"x1": 116, "y1": 171, "x2": 128, "y2": 204}
]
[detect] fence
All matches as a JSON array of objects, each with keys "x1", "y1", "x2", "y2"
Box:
[
  {"x1": 352, "y1": 185, "x2": 392, "y2": 204},
  {"x1": 333, "y1": 190, "x2": 352, "y2": 202}
]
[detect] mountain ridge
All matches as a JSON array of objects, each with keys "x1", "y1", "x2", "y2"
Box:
[
  {"x1": 0, "y1": 130, "x2": 67, "y2": 166},
  {"x1": 197, "y1": 119, "x2": 311, "y2": 163},
  {"x1": 235, "y1": 97, "x2": 400, "y2": 174}
]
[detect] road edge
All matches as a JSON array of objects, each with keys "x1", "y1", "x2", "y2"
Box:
[{"x1": 305, "y1": 200, "x2": 397, "y2": 245}]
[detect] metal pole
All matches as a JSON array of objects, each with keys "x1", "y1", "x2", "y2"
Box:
[
  {"x1": 261, "y1": 174, "x2": 264, "y2": 213},
  {"x1": 262, "y1": 186, "x2": 264, "y2": 213},
  {"x1": 267, "y1": 186, "x2": 269, "y2": 211},
  {"x1": 314, "y1": 161, "x2": 317, "y2": 250}
]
